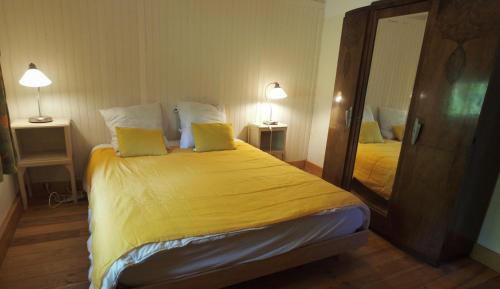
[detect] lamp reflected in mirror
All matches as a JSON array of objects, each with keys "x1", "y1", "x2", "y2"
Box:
[{"x1": 335, "y1": 92, "x2": 343, "y2": 103}]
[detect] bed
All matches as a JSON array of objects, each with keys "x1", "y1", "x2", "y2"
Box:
[
  {"x1": 85, "y1": 141, "x2": 370, "y2": 289},
  {"x1": 353, "y1": 140, "x2": 401, "y2": 200}
]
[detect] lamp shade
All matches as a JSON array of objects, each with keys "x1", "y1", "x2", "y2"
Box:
[
  {"x1": 267, "y1": 82, "x2": 287, "y2": 100},
  {"x1": 19, "y1": 63, "x2": 52, "y2": 88}
]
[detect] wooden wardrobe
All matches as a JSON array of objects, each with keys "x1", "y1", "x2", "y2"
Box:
[{"x1": 322, "y1": 0, "x2": 500, "y2": 265}]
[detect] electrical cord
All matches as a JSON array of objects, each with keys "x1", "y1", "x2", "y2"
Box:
[
  {"x1": 48, "y1": 191, "x2": 74, "y2": 208},
  {"x1": 268, "y1": 125, "x2": 273, "y2": 154},
  {"x1": 45, "y1": 183, "x2": 86, "y2": 208}
]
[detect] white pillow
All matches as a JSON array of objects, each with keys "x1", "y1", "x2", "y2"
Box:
[
  {"x1": 378, "y1": 107, "x2": 407, "y2": 139},
  {"x1": 362, "y1": 105, "x2": 375, "y2": 122},
  {"x1": 176, "y1": 101, "x2": 227, "y2": 148},
  {"x1": 99, "y1": 103, "x2": 165, "y2": 151}
]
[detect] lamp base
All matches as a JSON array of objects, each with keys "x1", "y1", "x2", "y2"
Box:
[
  {"x1": 263, "y1": 120, "x2": 278, "y2": 125},
  {"x1": 29, "y1": 116, "x2": 53, "y2": 123}
]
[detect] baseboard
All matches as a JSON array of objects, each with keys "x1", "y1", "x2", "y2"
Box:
[
  {"x1": 304, "y1": 161, "x2": 323, "y2": 177},
  {"x1": 0, "y1": 196, "x2": 22, "y2": 266},
  {"x1": 471, "y1": 243, "x2": 500, "y2": 273},
  {"x1": 288, "y1": 160, "x2": 305, "y2": 169},
  {"x1": 287, "y1": 160, "x2": 323, "y2": 177}
]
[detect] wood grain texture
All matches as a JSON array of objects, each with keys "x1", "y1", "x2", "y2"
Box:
[
  {"x1": 0, "y1": 0, "x2": 325, "y2": 178},
  {"x1": 0, "y1": 198, "x2": 498, "y2": 289},
  {"x1": 322, "y1": 7, "x2": 370, "y2": 188},
  {"x1": 337, "y1": 0, "x2": 432, "y2": 244},
  {"x1": 441, "y1": 42, "x2": 500, "y2": 263},
  {"x1": 321, "y1": 0, "x2": 499, "y2": 265},
  {"x1": 343, "y1": 0, "x2": 431, "y2": 193},
  {"x1": 322, "y1": 1, "x2": 431, "y2": 233},
  {"x1": 389, "y1": 0, "x2": 500, "y2": 264},
  {"x1": 0, "y1": 197, "x2": 22, "y2": 266}
]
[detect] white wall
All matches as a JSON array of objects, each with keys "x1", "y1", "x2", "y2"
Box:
[
  {"x1": 477, "y1": 174, "x2": 500, "y2": 253},
  {"x1": 0, "y1": 175, "x2": 17, "y2": 226},
  {"x1": 307, "y1": 0, "x2": 372, "y2": 167},
  {"x1": 0, "y1": 0, "x2": 325, "y2": 178}
]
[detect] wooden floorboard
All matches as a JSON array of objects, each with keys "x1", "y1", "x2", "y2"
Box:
[{"x1": 0, "y1": 200, "x2": 498, "y2": 289}]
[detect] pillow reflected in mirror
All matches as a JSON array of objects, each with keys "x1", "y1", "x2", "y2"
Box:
[
  {"x1": 378, "y1": 107, "x2": 407, "y2": 139},
  {"x1": 359, "y1": 121, "x2": 384, "y2": 144},
  {"x1": 392, "y1": 125, "x2": 405, "y2": 141}
]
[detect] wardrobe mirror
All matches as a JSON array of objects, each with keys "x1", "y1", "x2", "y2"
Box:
[{"x1": 351, "y1": 12, "x2": 428, "y2": 211}]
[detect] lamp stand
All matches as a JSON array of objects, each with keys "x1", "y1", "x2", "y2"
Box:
[
  {"x1": 263, "y1": 101, "x2": 278, "y2": 125},
  {"x1": 263, "y1": 83, "x2": 278, "y2": 125},
  {"x1": 29, "y1": 87, "x2": 52, "y2": 123}
]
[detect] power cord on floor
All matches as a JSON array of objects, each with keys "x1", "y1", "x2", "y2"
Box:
[{"x1": 45, "y1": 183, "x2": 87, "y2": 208}]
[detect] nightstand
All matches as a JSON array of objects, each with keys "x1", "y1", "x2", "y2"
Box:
[
  {"x1": 248, "y1": 123, "x2": 287, "y2": 160},
  {"x1": 11, "y1": 119, "x2": 77, "y2": 209}
]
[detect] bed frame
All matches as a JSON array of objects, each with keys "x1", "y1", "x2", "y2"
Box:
[{"x1": 117, "y1": 229, "x2": 368, "y2": 289}]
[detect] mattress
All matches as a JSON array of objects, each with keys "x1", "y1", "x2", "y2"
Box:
[
  {"x1": 85, "y1": 141, "x2": 369, "y2": 289},
  {"x1": 353, "y1": 140, "x2": 401, "y2": 200},
  {"x1": 89, "y1": 204, "x2": 367, "y2": 287}
]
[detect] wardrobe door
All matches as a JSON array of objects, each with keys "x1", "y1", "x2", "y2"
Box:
[
  {"x1": 389, "y1": 0, "x2": 500, "y2": 264},
  {"x1": 322, "y1": 8, "x2": 370, "y2": 188},
  {"x1": 441, "y1": 44, "x2": 500, "y2": 262}
]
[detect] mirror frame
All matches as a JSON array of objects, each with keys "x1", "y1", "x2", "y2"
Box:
[{"x1": 342, "y1": 0, "x2": 432, "y2": 194}]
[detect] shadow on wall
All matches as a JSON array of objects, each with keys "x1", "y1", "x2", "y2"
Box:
[{"x1": 237, "y1": 127, "x2": 248, "y2": 141}]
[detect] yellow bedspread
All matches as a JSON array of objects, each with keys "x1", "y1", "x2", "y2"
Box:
[
  {"x1": 86, "y1": 141, "x2": 364, "y2": 289},
  {"x1": 353, "y1": 140, "x2": 401, "y2": 200}
]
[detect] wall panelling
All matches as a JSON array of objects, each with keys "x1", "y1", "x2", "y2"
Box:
[{"x1": 0, "y1": 0, "x2": 324, "y2": 178}]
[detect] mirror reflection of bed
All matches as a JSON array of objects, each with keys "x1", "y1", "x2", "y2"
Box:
[{"x1": 350, "y1": 12, "x2": 428, "y2": 222}]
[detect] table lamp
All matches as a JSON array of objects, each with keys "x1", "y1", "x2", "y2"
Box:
[
  {"x1": 263, "y1": 82, "x2": 287, "y2": 125},
  {"x1": 19, "y1": 63, "x2": 53, "y2": 123}
]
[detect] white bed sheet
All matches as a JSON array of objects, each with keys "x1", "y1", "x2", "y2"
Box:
[{"x1": 88, "y1": 204, "x2": 368, "y2": 288}]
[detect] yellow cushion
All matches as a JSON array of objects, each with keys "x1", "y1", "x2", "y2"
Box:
[
  {"x1": 116, "y1": 127, "x2": 167, "y2": 157},
  {"x1": 359, "y1": 121, "x2": 384, "y2": 143},
  {"x1": 191, "y1": 123, "x2": 236, "y2": 152},
  {"x1": 392, "y1": 125, "x2": 405, "y2": 141}
]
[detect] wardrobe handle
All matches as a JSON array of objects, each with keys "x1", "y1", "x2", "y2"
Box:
[
  {"x1": 411, "y1": 118, "x2": 423, "y2": 145},
  {"x1": 345, "y1": 107, "x2": 353, "y2": 128}
]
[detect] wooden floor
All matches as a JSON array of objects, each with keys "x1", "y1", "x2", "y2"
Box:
[{"x1": 0, "y1": 200, "x2": 499, "y2": 289}]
